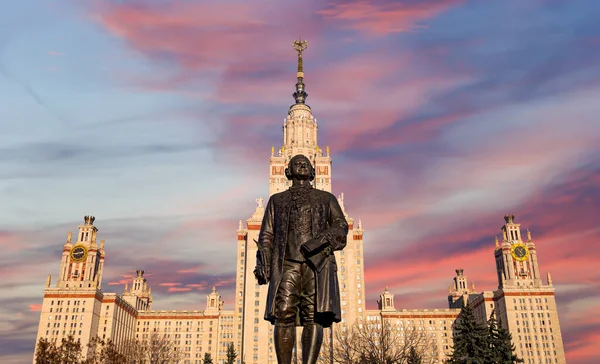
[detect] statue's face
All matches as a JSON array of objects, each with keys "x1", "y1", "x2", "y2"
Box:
[{"x1": 289, "y1": 155, "x2": 312, "y2": 181}]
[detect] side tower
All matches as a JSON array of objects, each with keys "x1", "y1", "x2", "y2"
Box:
[
  {"x1": 492, "y1": 214, "x2": 565, "y2": 363},
  {"x1": 33, "y1": 216, "x2": 106, "y2": 361},
  {"x1": 56, "y1": 215, "x2": 105, "y2": 289},
  {"x1": 234, "y1": 40, "x2": 366, "y2": 364},
  {"x1": 448, "y1": 268, "x2": 476, "y2": 308},
  {"x1": 122, "y1": 269, "x2": 153, "y2": 310}
]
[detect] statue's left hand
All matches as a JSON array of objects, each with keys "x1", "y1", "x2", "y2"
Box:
[
  {"x1": 254, "y1": 264, "x2": 269, "y2": 285},
  {"x1": 300, "y1": 237, "x2": 328, "y2": 258}
]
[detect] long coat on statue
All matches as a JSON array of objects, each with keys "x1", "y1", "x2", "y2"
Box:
[{"x1": 256, "y1": 187, "x2": 348, "y2": 328}]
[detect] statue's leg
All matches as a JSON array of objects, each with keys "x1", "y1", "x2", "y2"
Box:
[
  {"x1": 299, "y1": 262, "x2": 323, "y2": 364},
  {"x1": 274, "y1": 324, "x2": 296, "y2": 364},
  {"x1": 274, "y1": 261, "x2": 302, "y2": 364},
  {"x1": 301, "y1": 323, "x2": 323, "y2": 364}
]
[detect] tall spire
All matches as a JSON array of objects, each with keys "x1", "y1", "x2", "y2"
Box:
[{"x1": 292, "y1": 38, "x2": 308, "y2": 106}]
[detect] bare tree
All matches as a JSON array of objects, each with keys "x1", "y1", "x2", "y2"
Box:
[
  {"x1": 122, "y1": 334, "x2": 182, "y2": 364},
  {"x1": 318, "y1": 326, "x2": 361, "y2": 364},
  {"x1": 319, "y1": 321, "x2": 439, "y2": 364},
  {"x1": 35, "y1": 335, "x2": 84, "y2": 364},
  {"x1": 85, "y1": 337, "x2": 126, "y2": 364},
  {"x1": 59, "y1": 335, "x2": 84, "y2": 364},
  {"x1": 35, "y1": 338, "x2": 60, "y2": 364}
]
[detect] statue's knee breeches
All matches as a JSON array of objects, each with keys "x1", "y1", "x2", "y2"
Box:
[{"x1": 274, "y1": 260, "x2": 316, "y2": 326}]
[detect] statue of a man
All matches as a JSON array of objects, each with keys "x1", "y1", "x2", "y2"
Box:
[{"x1": 254, "y1": 154, "x2": 348, "y2": 364}]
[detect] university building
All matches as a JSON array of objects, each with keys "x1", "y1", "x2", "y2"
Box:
[{"x1": 33, "y1": 47, "x2": 565, "y2": 364}]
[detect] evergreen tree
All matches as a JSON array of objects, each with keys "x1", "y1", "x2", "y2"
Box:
[
  {"x1": 407, "y1": 346, "x2": 422, "y2": 364},
  {"x1": 203, "y1": 352, "x2": 214, "y2": 364},
  {"x1": 447, "y1": 304, "x2": 491, "y2": 363},
  {"x1": 488, "y1": 311, "x2": 523, "y2": 363},
  {"x1": 226, "y1": 343, "x2": 237, "y2": 364}
]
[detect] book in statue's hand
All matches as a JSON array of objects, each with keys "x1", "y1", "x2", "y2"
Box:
[{"x1": 301, "y1": 237, "x2": 332, "y2": 273}]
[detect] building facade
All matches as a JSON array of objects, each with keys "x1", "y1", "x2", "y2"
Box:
[
  {"x1": 33, "y1": 216, "x2": 235, "y2": 363},
  {"x1": 468, "y1": 214, "x2": 566, "y2": 363},
  {"x1": 34, "y1": 48, "x2": 565, "y2": 364}
]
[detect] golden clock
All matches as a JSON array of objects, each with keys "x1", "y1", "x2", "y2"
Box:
[
  {"x1": 511, "y1": 243, "x2": 529, "y2": 262},
  {"x1": 70, "y1": 245, "x2": 88, "y2": 262}
]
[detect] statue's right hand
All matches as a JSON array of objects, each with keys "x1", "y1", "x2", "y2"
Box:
[{"x1": 254, "y1": 265, "x2": 269, "y2": 285}]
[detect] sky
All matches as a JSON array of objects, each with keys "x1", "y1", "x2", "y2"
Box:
[{"x1": 0, "y1": 0, "x2": 599, "y2": 362}]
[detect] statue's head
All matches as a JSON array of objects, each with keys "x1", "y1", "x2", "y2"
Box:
[{"x1": 285, "y1": 154, "x2": 315, "y2": 181}]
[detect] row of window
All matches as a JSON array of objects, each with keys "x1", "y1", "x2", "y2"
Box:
[
  {"x1": 138, "y1": 320, "x2": 214, "y2": 327},
  {"x1": 47, "y1": 314, "x2": 84, "y2": 321},
  {"x1": 517, "y1": 319, "x2": 552, "y2": 326}
]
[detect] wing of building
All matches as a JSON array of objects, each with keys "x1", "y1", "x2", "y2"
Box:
[{"x1": 33, "y1": 47, "x2": 566, "y2": 364}]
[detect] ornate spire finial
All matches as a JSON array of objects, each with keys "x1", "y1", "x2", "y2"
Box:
[
  {"x1": 527, "y1": 228, "x2": 532, "y2": 241},
  {"x1": 293, "y1": 38, "x2": 308, "y2": 75},
  {"x1": 84, "y1": 215, "x2": 96, "y2": 225},
  {"x1": 67, "y1": 232, "x2": 72, "y2": 244},
  {"x1": 292, "y1": 38, "x2": 308, "y2": 105},
  {"x1": 495, "y1": 235, "x2": 499, "y2": 248},
  {"x1": 547, "y1": 272, "x2": 553, "y2": 285},
  {"x1": 504, "y1": 214, "x2": 515, "y2": 224}
]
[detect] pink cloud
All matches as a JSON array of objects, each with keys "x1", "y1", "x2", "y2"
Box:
[
  {"x1": 158, "y1": 282, "x2": 182, "y2": 287},
  {"x1": 185, "y1": 283, "x2": 207, "y2": 289},
  {"x1": 318, "y1": 0, "x2": 463, "y2": 36},
  {"x1": 0, "y1": 231, "x2": 21, "y2": 251},
  {"x1": 91, "y1": 0, "x2": 298, "y2": 75},
  {"x1": 562, "y1": 305, "x2": 600, "y2": 363},
  {"x1": 107, "y1": 279, "x2": 129, "y2": 286},
  {"x1": 212, "y1": 277, "x2": 236, "y2": 288},
  {"x1": 177, "y1": 266, "x2": 204, "y2": 274},
  {"x1": 167, "y1": 287, "x2": 192, "y2": 292},
  {"x1": 566, "y1": 330, "x2": 600, "y2": 364},
  {"x1": 29, "y1": 304, "x2": 43, "y2": 312}
]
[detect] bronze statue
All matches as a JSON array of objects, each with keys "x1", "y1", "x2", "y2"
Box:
[{"x1": 254, "y1": 154, "x2": 348, "y2": 364}]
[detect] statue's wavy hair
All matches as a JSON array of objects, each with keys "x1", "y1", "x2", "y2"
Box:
[{"x1": 284, "y1": 154, "x2": 315, "y2": 181}]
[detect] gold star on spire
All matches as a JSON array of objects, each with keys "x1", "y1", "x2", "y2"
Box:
[{"x1": 293, "y1": 38, "x2": 308, "y2": 76}]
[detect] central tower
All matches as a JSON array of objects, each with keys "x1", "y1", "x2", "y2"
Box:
[
  {"x1": 268, "y1": 39, "x2": 332, "y2": 196},
  {"x1": 235, "y1": 40, "x2": 365, "y2": 364}
]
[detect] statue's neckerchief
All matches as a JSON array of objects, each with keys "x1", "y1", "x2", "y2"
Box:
[{"x1": 289, "y1": 183, "x2": 312, "y2": 209}]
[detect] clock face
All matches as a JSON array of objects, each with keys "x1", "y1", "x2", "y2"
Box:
[
  {"x1": 511, "y1": 243, "x2": 529, "y2": 262},
  {"x1": 70, "y1": 245, "x2": 88, "y2": 262}
]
